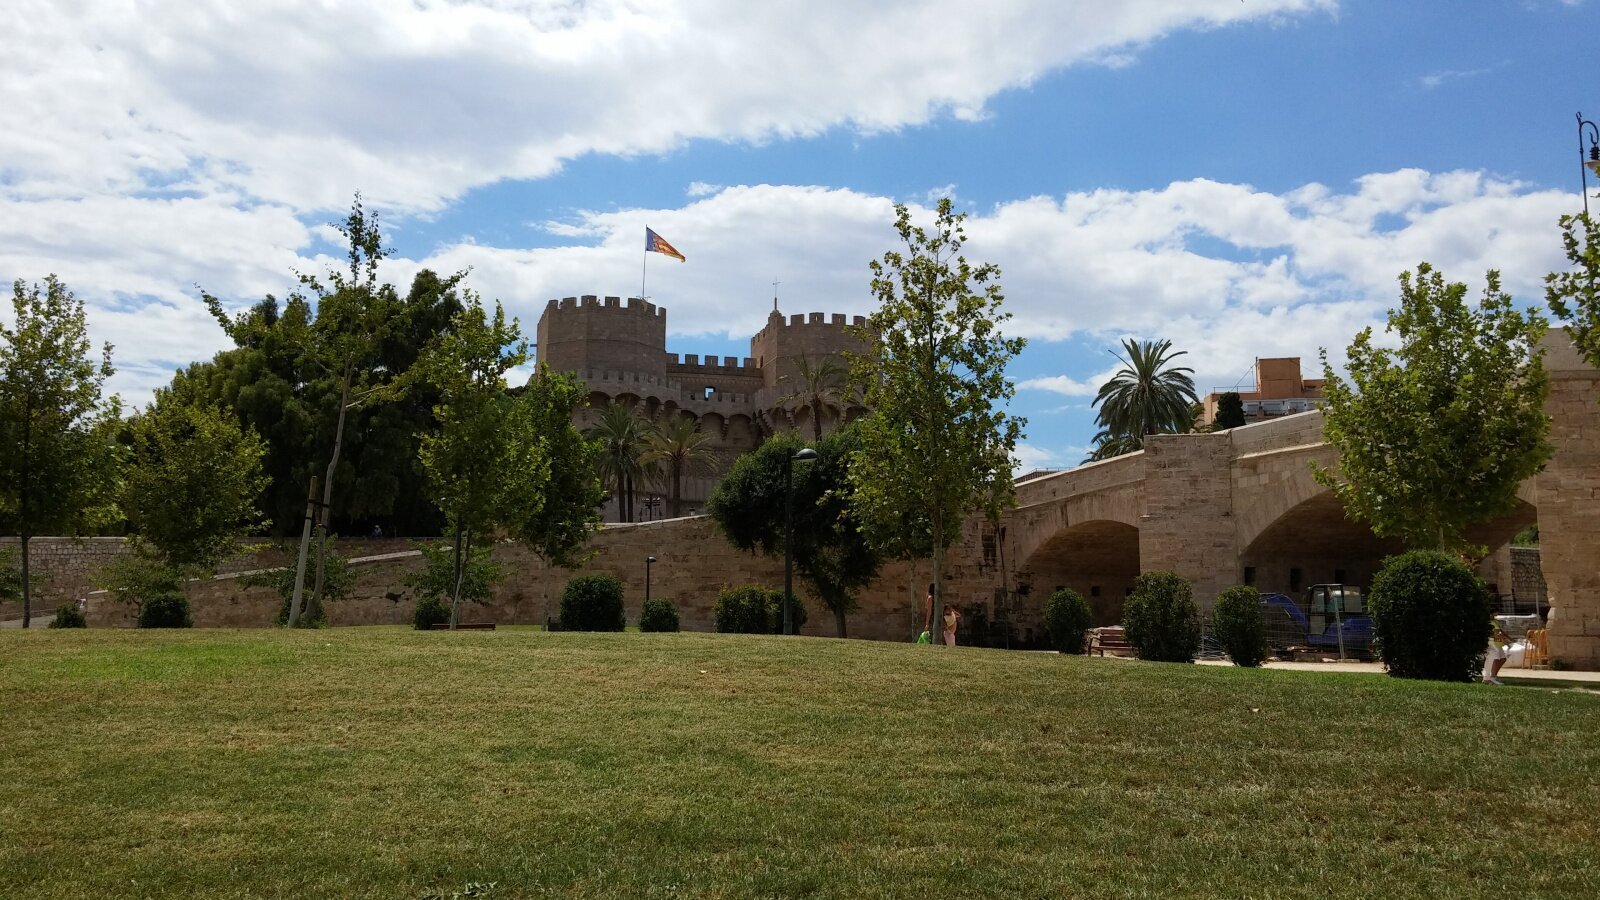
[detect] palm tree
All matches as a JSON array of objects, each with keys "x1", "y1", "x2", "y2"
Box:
[
  {"x1": 642, "y1": 414, "x2": 718, "y2": 517},
  {"x1": 584, "y1": 401, "x2": 649, "y2": 522},
  {"x1": 1090, "y1": 338, "x2": 1198, "y2": 456},
  {"x1": 776, "y1": 353, "x2": 849, "y2": 442},
  {"x1": 1084, "y1": 428, "x2": 1141, "y2": 463}
]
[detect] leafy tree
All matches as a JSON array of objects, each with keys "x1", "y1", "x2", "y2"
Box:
[
  {"x1": 412, "y1": 297, "x2": 542, "y2": 627},
  {"x1": 586, "y1": 401, "x2": 651, "y2": 523},
  {"x1": 405, "y1": 542, "x2": 502, "y2": 611},
  {"x1": 708, "y1": 424, "x2": 882, "y2": 637},
  {"x1": 1546, "y1": 212, "x2": 1600, "y2": 372},
  {"x1": 1314, "y1": 263, "x2": 1550, "y2": 554},
  {"x1": 1090, "y1": 339, "x2": 1198, "y2": 454},
  {"x1": 240, "y1": 543, "x2": 356, "y2": 627},
  {"x1": 0, "y1": 276, "x2": 122, "y2": 627},
  {"x1": 1213, "y1": 391, "x2": 1247, "y2": 430},
  {"x1": 643, "y1": 414, "x2": 717, "y2": 518},
  {"x1": 777, "y1": 353, "x2": 850, "y2": 442},
  {"x1": 847, "y1": 199, "x2": 1026, "y2": 635},
  {"x1": 510, "y1": 366, "x2": 605, "y2": 623},
  {"x1": 120, "y1": 393, "x2": 268, "y2": 577}
]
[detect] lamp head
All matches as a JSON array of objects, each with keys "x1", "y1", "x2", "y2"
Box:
[
  {"x1": 647, "y1": 556, "x2": 656, "y2": 564},
  {"x1": 793, "y1": 448, "x2": 819, "y2": 462}
]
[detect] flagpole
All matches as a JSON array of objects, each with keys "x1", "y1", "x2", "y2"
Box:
[{"x1": 641, "y1": 231, "x2": 648, "y2": 301}]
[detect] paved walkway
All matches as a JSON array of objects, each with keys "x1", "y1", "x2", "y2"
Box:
[{"x1": 1195, "y1": 657, "x2": 1600, "y2": 686}]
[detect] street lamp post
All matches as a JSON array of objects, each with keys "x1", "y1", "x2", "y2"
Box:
[
  {"x1": 1579, "y1": 112, "x2": 1600, "y2": 217},
  {"x1": 646, "y1": 556, "x2": 656, "y2": 606},
  {"x1": 783, "y1": 447, "x2": 819, "y2": 636}
]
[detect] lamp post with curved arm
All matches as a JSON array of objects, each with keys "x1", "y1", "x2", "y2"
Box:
[{"x1": 1578, "y1": 112, "x2": 1600, "y2": 216}]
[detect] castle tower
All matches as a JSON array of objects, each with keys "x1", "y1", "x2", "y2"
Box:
[{"x1": 535, "y1": 295, "x2": 668, "y2": 379}]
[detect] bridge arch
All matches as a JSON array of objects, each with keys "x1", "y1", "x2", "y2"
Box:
[{"x1": 1014, "y1": 519, "x2": 1140, "y2": 625}]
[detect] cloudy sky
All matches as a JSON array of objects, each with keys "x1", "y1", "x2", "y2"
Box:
[{"x1": 3, "y1": 0, "x2": 1595, "y2": 468}]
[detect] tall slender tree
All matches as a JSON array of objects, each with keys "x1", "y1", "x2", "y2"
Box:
[
  {"x1": 412, "y1": 296, "x2": 544, "y2": 627},
  {"x1": 585, "y1": 401, "x2": 650, "y2": 522},
  {"x1": 643, "y1": 414, "x2": 717, "y2": 517},
  {"x1": 1089, "y1": 338, "x2": 1198, "y2": 454},
  {"x1": 777, "y1": 353, "x2": 849, "y2": 442},
  {"x1": 512, "y1": 366, "x2": 605, "y2": 623},
  {"x1": 847, "y1": 199, "x2": 1026, "y2": 637},
  {"x1": 0, "y1": 276, "x2": 121, "y2": 627}
]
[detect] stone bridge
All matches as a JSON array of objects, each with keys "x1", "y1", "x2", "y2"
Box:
[{"x1": 977, "y1": 331, "x2": 1596, "y2": 667}]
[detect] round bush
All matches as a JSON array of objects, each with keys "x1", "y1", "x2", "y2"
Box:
[
  {"x1": 1369, "y1": 550, "x2": 1492, "y2": 682},
  {"x1": 138, "y1": 593, "x2": 193, "y2": 629},
  {"x1": 1123, "y1": 571, "x2": 1200, "y2": 663},
  {"x1": 560, "y1": 574, "x2": 626, "y2": 632},
  {"x1": 49, "y1": 604, "x2": 88, "y2": 629},
  {"x1": 713, "y1": 585, "x2": 805, "y2": 634},
  {"x1": 639, "y1": 597, "x2": 680, "y2": 632},
  {"x1": 1043, "y1": 588, "x2": 1092, "y2": 654},
  {"x1": 1212, "y1": 585, "x2": 1267, "y2": 667},
  {"x1": 413, "y1": 595, "x2": 451, "y2": 630}
]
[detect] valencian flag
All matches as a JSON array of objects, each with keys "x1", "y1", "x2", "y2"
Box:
[{"x1": 645, "y1": 227, "x2": 686, "y2": 262}]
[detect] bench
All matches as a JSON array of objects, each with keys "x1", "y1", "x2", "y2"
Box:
[
  {"x1": 427, "y1": 623, "x2": 496, "y2": 631},
  {"x1": 1090, "y1": 627, "x2": 1133, "y2": 657}
]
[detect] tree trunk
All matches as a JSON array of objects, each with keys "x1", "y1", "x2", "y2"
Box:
[
  {"x1": 671, "y1": 462, "x2": 682, "y2": 518},
  {"x1": 449, "y1": 525, "x2": 467, "y2": 630},
  {"x1": 287, "y1": 475, "x2": 319, "y2": 628},
  {"x1": 932, "y1": 513, "x2": 946, "y2": 646},
  {"x1": 19, "y1": 533, "x2": 31, "y2": 629},
  {"x1": 834, "y1": 601, "x2": 847, "y2": 639},
  {"x1": 812, "y1": 397, "x2": 824, "y2": 443},
  {"x1": 309, "y1": 366, "x2": 354, "y2": 620}
]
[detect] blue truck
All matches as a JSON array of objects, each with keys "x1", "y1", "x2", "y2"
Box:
[{"x1": 1259, "y1": 584, "x2": 1374, "y2": 659}]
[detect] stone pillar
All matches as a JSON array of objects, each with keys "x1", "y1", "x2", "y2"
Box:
[
  {"x1": 1537, "y1": 330, "x2": 1600, "y2": 669},
  {"x1": 1139, "y1": 433, "x2": 1239, "y2": 612}
]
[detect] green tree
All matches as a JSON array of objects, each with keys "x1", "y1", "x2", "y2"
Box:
[
  {"x1": 412, "y1": 296, "x2": 543, "y2": 627},
  {"x1": 1213, "y1": 391, "x2": 1247, "y2": 430},
  {"x1": 120, "y1": 393, "x2": 268, "y2": 578},
  {"x1": 586, "y1": 401, "x2": 651, "y2": 523},
  {"x1": 1090, "y1": 339, "x2": 1198, "y2": 453},
  {"x1": 510, "y1": 366, "x2": 605, "y2": 624},
  {"x1": 0, "y1": 276, "x2": 122, "y2": 627},
  {"x1": 1314, "y1": 263, "x2": 1550, "y2": 554},
  {"x1": 643, "y1": 414, "x2": 717, "y2": 518},
  {"x1": 1084, "y1": 427, "x2": 1140, "y2": 463},
  {"x1": 707, "y1": 424, "x2": 882, "y2": 637},
  {"x1": 847, "y1": 199, "x2": 1026, "y2": 635},
  {"x1": 1546, "y1": 212, "x2": 1600, "y2": 371},
  {"x1": 777, "y1": 353, "x2": 850, "y2": 442}
]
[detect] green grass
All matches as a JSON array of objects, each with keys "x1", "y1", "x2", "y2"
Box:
[{"x1": 2, "y1": 629, "x2": 1597, "y2": 899}]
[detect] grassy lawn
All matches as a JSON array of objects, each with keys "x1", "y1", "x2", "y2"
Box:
[{"x1": 2, "y1": 629, "x2": 1597, "y2": 899}]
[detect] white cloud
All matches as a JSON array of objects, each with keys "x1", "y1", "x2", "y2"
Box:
[
  {"x1": 5, "y1": 168, "x2": 1572, "y2": 407},
  {"x1": 0, "y1": 0, "x2": 1335, "y2": 215}
]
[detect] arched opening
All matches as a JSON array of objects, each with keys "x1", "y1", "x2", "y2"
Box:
[
  {"x1": 1015, "y1": 519, "x2": 1140, "y2": 625},
  {"x1": 1240, "y1": 491, "x2": 1538, "y2": 600}
]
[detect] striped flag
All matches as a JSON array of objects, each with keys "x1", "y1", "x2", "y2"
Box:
[{"x1": 645, "y1": 227, "x2": 685, "y2": 262}]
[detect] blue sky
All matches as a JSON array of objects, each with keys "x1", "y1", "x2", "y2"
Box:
[{"x1": 3, "y1": 0, "x2": 1595, "y2": 469}]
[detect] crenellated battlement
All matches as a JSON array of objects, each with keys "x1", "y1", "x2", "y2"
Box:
[
  {"x1": 667, "y1": 354, "x2": 759, "y2": 372},
  {"x1": 545, "y1": 294, "x2": 667, "y2": 318}
]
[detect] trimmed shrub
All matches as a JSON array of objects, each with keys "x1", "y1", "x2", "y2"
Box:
[
  {"x1": 1123, "y1": 571, "x2": 1200, "y2": 663},
  {"x1": 1212, "y1": 585, "x2": 1267, "y2": 667},
  {"x1": 49, "y1": 603, "x2": 88, "y2": 629},
  {"x1": 137, "y1": 593, "x2": 193, "y2": 629},
  {"x1": 1369, "y1": 550, "x2": 1492, "y2": 682},
  {"x1": 639, "y1": 597, "x2": 680, "y2": 633},
  {"x1": 714, "y1": 585, "x2": 806, "y2": 634},
  {"x1": 413, "y1": 595, "x2": 451, "y2": 630},
  {"x1": 1043, "y1": 588, "x2": 1092, "y2": 654},
  {"x1": 560, "y1": 574, "x2": 626, "y2": 632}
]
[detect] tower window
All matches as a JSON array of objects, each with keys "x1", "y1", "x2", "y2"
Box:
[{"x1": 1289, "y1": 567, "x2": 1303, "y2": 593}]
